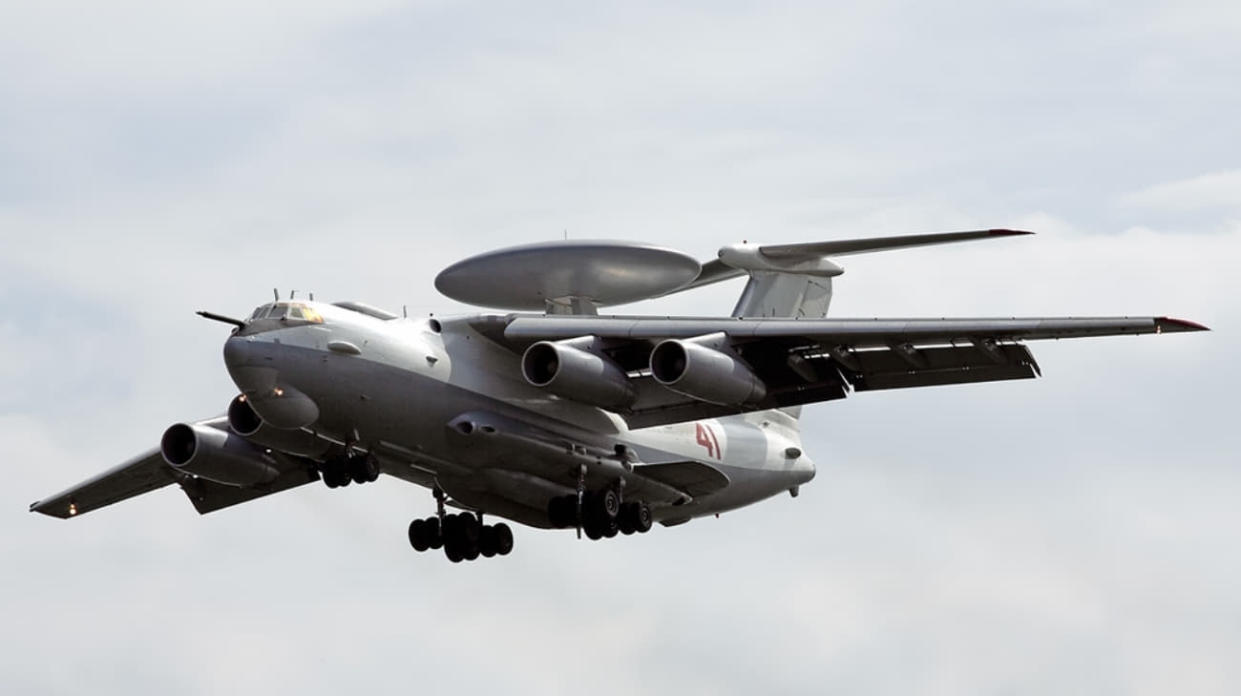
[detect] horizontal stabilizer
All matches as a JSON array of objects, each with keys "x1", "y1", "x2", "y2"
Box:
[
  {"x1": 682, "y1": 229, "x2": 1033, "y2": 293},
  {"x1": 758, "y1": 228, "x2": 1032, "y2": 258}
]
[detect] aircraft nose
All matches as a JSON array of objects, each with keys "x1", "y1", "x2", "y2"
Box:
[
  {"x1": 223, "y1": 335, "x2": 250, "y2": 368},
  {"x1": 223, "y1": 336, "x2": 277, "y2": 393}
]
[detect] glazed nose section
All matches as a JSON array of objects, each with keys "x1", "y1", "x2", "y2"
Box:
[{"x1": 223, "y1": 336, "x2": 277, "y2": 394}]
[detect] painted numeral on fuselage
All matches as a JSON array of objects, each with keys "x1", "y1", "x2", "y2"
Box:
[{"x1": 694, "y1": 423, "x2": 723, "y2": 460}]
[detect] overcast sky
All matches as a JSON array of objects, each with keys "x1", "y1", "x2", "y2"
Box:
[{"x1": 2, "y1": 2, "x2": 1238, "y2": 694}]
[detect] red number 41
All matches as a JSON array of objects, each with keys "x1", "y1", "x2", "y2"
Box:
[{"x1": 695, "y1": 423, "x2": 723, "y2": 460}]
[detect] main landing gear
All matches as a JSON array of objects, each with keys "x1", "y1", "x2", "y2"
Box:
[
  {"x1": 407, "y1": 488, "x2": 513, "y2": 563},
  {"x1": 319, "y1": 451, "x2": 379, "y2": 488},
  {"x1": 547, "y1": 486, "x2": 653, "y2": 540}
]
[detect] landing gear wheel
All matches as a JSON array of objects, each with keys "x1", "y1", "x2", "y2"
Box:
[
  {"x1": 493, "y1": 523, "x2": 513, "y2": 555},
  {"x1": 321, "y1": 457, "x2": 348, "y2": 488},
  {"x1": 425, "y1": 516, "x2": 442, "y2": 549},
  {"x1": 599, "y1": 488, "x2": 620, "y2": 519},
  {"x1": 634, "y1": 502, "x2": 653, "y2": 533},
  {"x1": 347, "y1": 453, "x2": 379, "y2": 484},
  {"x1": 479, "y1": 526, "x2": 498, "y2": 558},
  {"x1": 445, "y1": 543, "x2": 464, "y2": 563},
  {"x1": 584, "y1": 520, "x2": 603, "y2": 540},
  {"x1": 603, "y1": 519, "x2": 618, "y2": 538},
  {"x1": 618, "y1": 502, "x2": 638, "y2": 535},
  {"x1": 548, "y1": 495, "x2": 574, "y2": 528},
  {"x1": 409, "y1": 518, "x2": 428, "y2": 551}
]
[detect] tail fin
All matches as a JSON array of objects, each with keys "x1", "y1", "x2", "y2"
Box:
[
  {"x1": 732, "y1": 273, "x2": 834, "y2": 319},
  {"x1": 680, "y1": 229, "x2": 1033, "y2": 319}
]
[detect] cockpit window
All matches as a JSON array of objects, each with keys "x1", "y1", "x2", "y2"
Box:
[
  {"x1": 244, "y1": 302, "x2": 323, "y2": 329},
  {"x1": 298, "y1": 305, "x2": 324, "y2": 323}
]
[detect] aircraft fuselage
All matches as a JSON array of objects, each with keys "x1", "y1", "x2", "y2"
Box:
[{"x1": 223, "y1": 301, "x2": 815, "y2": 529}]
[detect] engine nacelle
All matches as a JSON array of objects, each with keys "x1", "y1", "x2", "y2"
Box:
[
  {"x1": 160, "y1": 423, "x2": 280, "y2": 487},
  {"x1": 649, "y1": 336, "x2": 767, "y2": 405},
  {"x1": 227, "y1": 395, "x2": 332, "y2": 459},
  {"x1": 521, "y1": 339, "x2": 636, "y2": 411}
]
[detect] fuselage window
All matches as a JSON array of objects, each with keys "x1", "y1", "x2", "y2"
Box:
[
  {"x1": 268, "y1": 304, "x2": 288, "y2": 319},
  {"x1": 250, "y1": 305, "x2": 270, "y2": 320},
  {"x1": 288, "y1": 306, "x2": 305, "y2": 320}
]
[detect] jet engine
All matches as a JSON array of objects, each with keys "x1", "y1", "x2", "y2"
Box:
[
  {"x1": 521, "y1": 339, "x2": 636, "y2": 411},
  {"x1": 160, "y1": 423, "x2": 280, "y2": 487},
  {"x1": 649, "y1": 336, "x2": 767, "y2": 405},
  {"x1": 227, "y1": 395, "x2": 332, "y2": 459}
]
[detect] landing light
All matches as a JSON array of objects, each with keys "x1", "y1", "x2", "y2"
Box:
[
  {"x1": 273, "y1": 387, "x2": 284, "y2": 397},
  {"x1": 68, "y1": 503, "x2": 77, "y2": 516}
]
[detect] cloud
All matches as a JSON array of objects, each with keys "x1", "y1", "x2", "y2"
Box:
[
  {"x1": 3, "y1": 2, "x2": 1240, "y2": 694},
  {"x1": 1117, "y1": 170, "x2": 1241, "y2": 213}
]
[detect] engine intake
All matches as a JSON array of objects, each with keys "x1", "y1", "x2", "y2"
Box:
[
  {"x1": 650, "y1": 336, "x2": 767, "y2": 405},
  {"x1": 521, "y1": 339, "x2": 636, "y2": 411},
  {"x1": 161, "y1": 423, "x2": 280, "y2": 487}
]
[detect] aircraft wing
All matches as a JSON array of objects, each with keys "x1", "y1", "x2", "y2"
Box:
[
  {"x1": 30, "y1": 449, "x2": 176, "y2": 519},
  {"x1": 483, "y1": 314, "x2": 1207, "y2": 428},
  {"x1": 31, "y1": 419, "x2": 319, "y2": 519}
]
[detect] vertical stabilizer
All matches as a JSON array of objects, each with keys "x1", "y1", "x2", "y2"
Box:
[{"x1": 732, "y1": 273, "x2": 833, "y2": 318}]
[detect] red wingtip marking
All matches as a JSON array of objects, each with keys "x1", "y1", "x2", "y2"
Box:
[{"x1": 1157, "y1": 317, "x2": 1210, "y2": 331}]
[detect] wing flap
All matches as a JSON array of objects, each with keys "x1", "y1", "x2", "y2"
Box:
[{"x1": 179, "y1": 466, "x2": 319, "y2": 515}]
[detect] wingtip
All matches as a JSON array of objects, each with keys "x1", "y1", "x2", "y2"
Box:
[
  {"x1": 988, "y1": 228, "x2": 1036, "y2": 237},
  {"x1": 1156, "y1": 317, "x2": 1210, "y2": 332}
]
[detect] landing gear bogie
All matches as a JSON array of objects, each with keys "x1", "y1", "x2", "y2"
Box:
[
  {"x1": 320, "y1": 451, "x2": 379, "y2": 489},
  {"x1": 407, "y1": 503, "x2": 512, "y2": 562},
  {"x1": 548, "y1": 492, "x2": 652, "y2": 542}
]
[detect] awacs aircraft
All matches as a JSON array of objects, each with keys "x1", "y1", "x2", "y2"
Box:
[{"x1": 32, "y1": 230, "x2": 1206, "y2": 562}]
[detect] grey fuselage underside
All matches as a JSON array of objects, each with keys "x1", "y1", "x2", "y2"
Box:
[{"x1": 223, "y1": 304, "x2": 815, "y2": 529}]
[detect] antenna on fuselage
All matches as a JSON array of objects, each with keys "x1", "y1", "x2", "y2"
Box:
[
  {"x1": 403, "y1": 305, "x2": 408, "y2": 318},
  {"x1": 309, "y1": 292, "x2": 314, "y2": 301},
  {"x1": 290, "y1": 290, "x2": 297, "y2": 299},
  {"x1": 272, "y1": 288, "x2": 279, "y2": 301}
]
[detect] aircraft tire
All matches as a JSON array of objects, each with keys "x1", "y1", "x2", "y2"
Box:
[
  {"x1": 321, "y1": 458, "x2": 343, "y2": 488},
  {"x1": 493, "y1": 523, "x2": 514, "y2": 555},
  {"x1": 347, "y1": 454, "x2": 377, "y2": 485},
  {"x1": 634, "y1": 503, "x2": 653, "y2": 533},
  {"x1": 461, "y1": 532, "x2": 480, "y2": 561},
  {"x1": 547, "y1": 496, "x2": 572, "y2": 528},
  {"x1": 617, "y1": 504, "x2": 637, "y2": 535},
  {"x1": 425, "y1": 517, "x2": 443, "y2": 549},
  {"x1": 599, "y1": 488, "x2": 620, "y2": 519},
  {"x1": 445, "y1": 543, "x2": 463, "y2": 563},
  {"x1": 479, "y1": 526, "x2": 498, "y2": 558},
  {"x1": 409, "y1": 518, "x2": 429, "y2": 551},
  {"x1": 584, "y1": 520, "x2": 603, "y2": 540}
]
